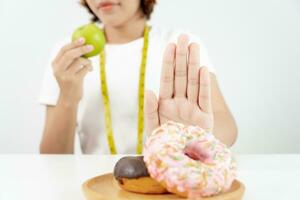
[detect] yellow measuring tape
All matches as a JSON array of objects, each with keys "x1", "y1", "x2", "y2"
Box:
[{"x1": 99, "y1": 25, "x2": 150, "y2": 154}]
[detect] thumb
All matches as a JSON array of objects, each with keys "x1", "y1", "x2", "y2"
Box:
[{"x1": 144, "y1": 90, "x2": 159, "y2": 135}]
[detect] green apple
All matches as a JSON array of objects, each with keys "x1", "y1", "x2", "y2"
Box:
[{"x1": 72, "y1": 23, "x2": 105, "y2": 58}]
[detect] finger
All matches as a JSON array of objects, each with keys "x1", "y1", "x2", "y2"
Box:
[
  {"x1": 159, "y1": 43, "x2": 176, "y2": 100},
  {"x1": 187, "y1": 43, "x2": 200, "y2": 104},
  {"x1": 76, "y1": 63, "x2": 93, "y2": 78},
  {"x1": 68, "y1": 58, "x2": 91, "y2": 74},
  {"x1": 144, "y1": 90, "x2": 159, "y2": 134},
  {"x1": 174, "y1": 34, "x2": 189, "y2": 98},
  {"x1": 198, "y1": 67, "x2": 212, "y2": 113},
  {"x1": 54, "y1": 37, "x2": 85, "y2": 62},
  {"x1": 58, "y1": 45, "x2": 94, "y2": 70}
]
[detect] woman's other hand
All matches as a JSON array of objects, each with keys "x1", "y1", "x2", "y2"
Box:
[{"x1": 52, "y1": 37, "x2": 94, "y2": 105}]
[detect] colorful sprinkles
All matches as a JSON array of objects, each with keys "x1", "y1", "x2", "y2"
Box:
[{"x1": 143, "y1": 121, "x2": 237, "y2": 198}]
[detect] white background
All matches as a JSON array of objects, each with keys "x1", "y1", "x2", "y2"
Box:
[{"x1": 0, "y1": 0, "x2": 299, "y2": 154}]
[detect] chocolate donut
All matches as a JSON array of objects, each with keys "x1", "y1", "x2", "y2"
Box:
[
  {"x1": 114, "y1": 156, "x2": 149, "y2": 181},
  {"x1": 113, "y1": 156, "x2": 167, "y2": 194}
]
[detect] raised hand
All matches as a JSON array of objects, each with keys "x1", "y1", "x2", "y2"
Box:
[{"x1": 145, "y1": 35, "x2": 214, "y2": 134}]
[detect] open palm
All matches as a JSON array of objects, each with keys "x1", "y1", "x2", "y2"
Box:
[{"x1": 145, "y1": 35, "x2": 214, "y2": 134}]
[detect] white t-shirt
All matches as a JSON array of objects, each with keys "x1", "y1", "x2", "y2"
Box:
[{"x1": 38, "y1": 26, "x2": 215, "y2": 154}]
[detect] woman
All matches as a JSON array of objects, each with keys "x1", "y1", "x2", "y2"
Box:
[{"x1": 39, "y1": 0, "x2": 237, "y2": 154}]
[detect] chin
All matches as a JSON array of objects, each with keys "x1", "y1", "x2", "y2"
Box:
[{"x1": 100, "y1": 17, "x2": 126, "y2": 27}]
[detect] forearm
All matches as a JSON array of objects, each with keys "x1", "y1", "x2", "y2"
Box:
[
  {"x1": 40, "y1": 97, "x2": 78, "y2": 154},
  {"x1": 212, "y1": 111, "x2": 237, "y2": 147}
]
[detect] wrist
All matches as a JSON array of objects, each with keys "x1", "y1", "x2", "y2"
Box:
[{"x1": 57, "y1": 94, "x2": 80, "y2": 109}]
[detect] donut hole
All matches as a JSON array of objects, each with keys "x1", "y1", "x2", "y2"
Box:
[
  {"x1": 184, "y1": 147, "x2": 208, "y2": 161},
  {"x1": 183, "y1": 141, "x2": 213, "y2": 164}
]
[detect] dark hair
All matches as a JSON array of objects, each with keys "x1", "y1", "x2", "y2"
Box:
[{"x1": 80, "y1": 0, "x2": 156, "y2": 22}]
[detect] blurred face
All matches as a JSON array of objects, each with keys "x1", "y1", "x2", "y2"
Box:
[{"x1": 86, "y1": 0, "x2": 144, "y2": 27}]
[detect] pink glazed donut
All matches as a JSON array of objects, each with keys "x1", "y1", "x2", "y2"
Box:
[{"x1": 143, "y1": 121, "x2": 237, "y2": 198}]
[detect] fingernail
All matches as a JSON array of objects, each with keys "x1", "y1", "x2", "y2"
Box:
[
  {"x1": 86, "y1": 45, "x2": 94, "y2": 51},
  {"x1": 78, "y1": 37, "x2": 85, "y2": 44}
]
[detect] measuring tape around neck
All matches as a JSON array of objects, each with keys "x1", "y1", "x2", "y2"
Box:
[{"x1": 99, "y1": 25, "x2": 150, "y2": 154}]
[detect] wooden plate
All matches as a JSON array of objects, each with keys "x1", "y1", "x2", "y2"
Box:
[{"x1": 82, "y1": 173, "x2": 245, "y2": 200}]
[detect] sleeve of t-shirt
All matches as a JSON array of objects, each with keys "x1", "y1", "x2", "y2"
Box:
[{"x1": 167, "y1": 29, "x2": 216, "y2": 73}]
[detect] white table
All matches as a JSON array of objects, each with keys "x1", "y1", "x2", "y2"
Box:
[{"x1": 0, "y1": 155, "x2": 299, "y2": 200}]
